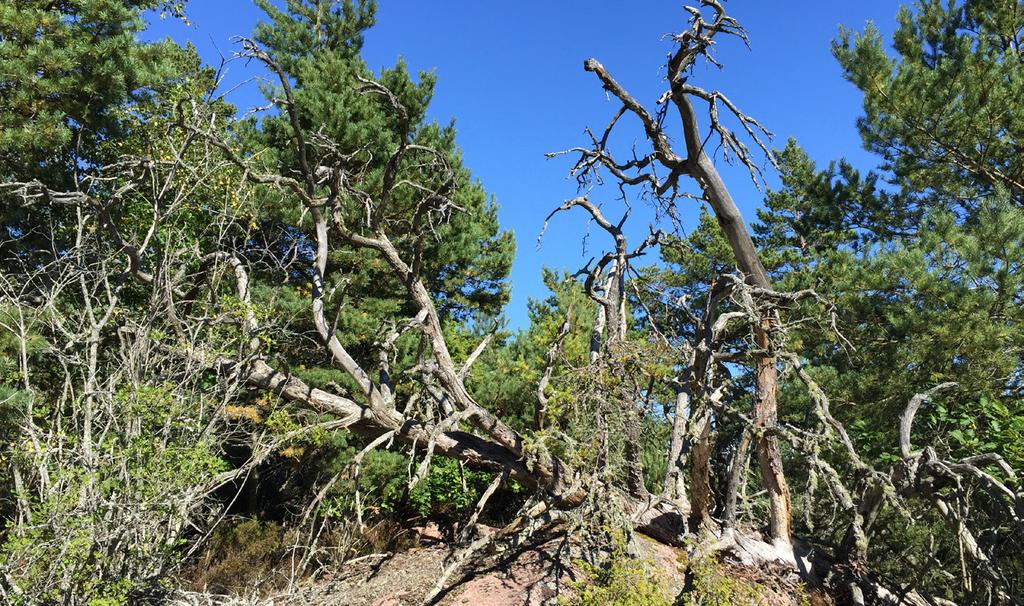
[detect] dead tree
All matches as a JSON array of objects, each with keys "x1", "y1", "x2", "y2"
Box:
[
  {"x1": 542, "y1": 197, "x2": 662, "y2": 499},
  {"x1": 558, "y1": 0, "x2": 792, "y2": 544}
]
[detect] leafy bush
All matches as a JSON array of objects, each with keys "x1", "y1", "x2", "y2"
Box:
[
  {"x1": 679, "y1": 556, "x2": 764, "y2": 606},
  {"x1": 0, "y1": 383, "x2": 227, "y2": 604},
  {"x1": 409, "y1": 457, "x2": 488, "y2": 519},
  {"x1": 565, "y1": 534, "x2": 672, "y2": 606}
]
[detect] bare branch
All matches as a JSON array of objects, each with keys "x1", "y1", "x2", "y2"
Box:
[{"x1": 899, "y1": 383, "x2": 958, "y2": 460}]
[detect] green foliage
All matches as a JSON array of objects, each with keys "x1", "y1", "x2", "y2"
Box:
[
  {"x1": 469, "y1": 269, "x2": 596, "y2": 432},
  {"x1": 386, "y1": 456, "x2": 524, "y2": 527},
  {"x1": 833, "y1": 0, "x2": 1024, "y2": 204},
  {"x1": 0, "y1": 0, "x2": 191, "y2": 184},
  {"x1": 407, "y1": 457, "x2": 490, "y2": 519},
  {"x1": 927, "y1": 396, "x2": 1024, "y2": 464},
  {"x1": 758, "y1": 143, "x2": 1024, "y2": 473},
  {"x1": 565, "y1": 534, "x2": 672, "y2": 606},
  {"x1": 0, "y1": 383, "x2": 227, "y2": 604},
  {"x1": 678, "y1": 556, "x2": 765, "y2": 606},
  {"x1": 355, "y1": 449, "x2": 410, "y2": 515}
]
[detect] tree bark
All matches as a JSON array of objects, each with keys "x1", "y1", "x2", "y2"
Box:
[
  {"x1": 663, "y1": 385, "x2": 693, "y2": 511},
  {"x1": 688, "y1": 409, "x2": 714, "y2": 532},
  {"x1": 723, "y1": 428, "x2": 753, "y2": 532}
]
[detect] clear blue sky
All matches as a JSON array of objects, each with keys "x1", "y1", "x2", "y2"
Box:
[{"x1": 143, "y1": 1, "x2": 900, "y2": 330}]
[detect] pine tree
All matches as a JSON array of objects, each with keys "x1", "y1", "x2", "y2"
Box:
[
  {"x1": 250, "y1": 0, "x2": 514, "y2": 319},
  {"x1": 745, "y1": 2, "x2": 1024, "y2": 598},
  {"x1": 0, "y1": 0, "x2": 189, "y2": 185},
  {"x1": 833, "y1": 0, "x2": 1024, "y2": 209}
]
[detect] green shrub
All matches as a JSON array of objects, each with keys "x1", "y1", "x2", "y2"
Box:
[
  {"x1": 0, "y1": 383, "x2": 227, "y2": 604},
  {"x1": 409, "y1": 457, "x2": 488, "y2": 518},
  {"x1": 565, "y1": 534, "x2": 672, "y2": 606},
  {"x1": 679, "y1": 556, "x2": 764, "y2": 606}
]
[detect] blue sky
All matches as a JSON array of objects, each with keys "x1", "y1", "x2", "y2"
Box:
[{"x1": 143, "y1": 1, "x2": 900, "y2": 329}]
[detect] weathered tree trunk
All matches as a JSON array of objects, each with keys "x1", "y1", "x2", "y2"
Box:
[
  {"x1": 663, "y1": 385, "x2": 693, "y2": 511},
  {"x1": 723, "y1": 428, "x2": 752, "y2": 533},
  {"x1": 688, "y1": 409, "x2": 714, "y2": 532},
  {"x1": 685, "y1": 127, "x2": 793, "y2": 545},
  {"x1": 837, "y1": 481, "x2": 885, "y2": 575},
  {"x1": 624, "y1": 414, "x2": 650, "y2": 499},
  {"x1": 752, "y1": 319, "x2": 792, "y2": 543}
]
